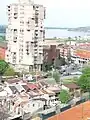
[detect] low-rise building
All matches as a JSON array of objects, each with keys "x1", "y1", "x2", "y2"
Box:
[{"x1": 62, "y1": 83, "x2": 80, "y2": 96}]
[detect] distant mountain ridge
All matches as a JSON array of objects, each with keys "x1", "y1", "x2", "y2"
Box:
[
  {"x1": 0, "y1": 25, "x2": 6, "y2": 33},
  {"x1": 45, "y1": 26, "x2": 90, "y2": 32},
  {"x1": 0, "y1": 25, "x2": 90, "y2": 33},
  {"x1": 45, "y1": 27, "x2": 68, "y2": 30},
  {"x1": 68, "y1": 26, "x2": 90, "y2": 32}
]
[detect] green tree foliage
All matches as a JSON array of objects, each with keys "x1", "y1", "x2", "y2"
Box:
[
  {"x1": 4, "y1": 67, "x2": 15, "y2": 76},
  {"x1": 82, "y1": 67, "x2": 90, "y2": 74},
  {"x1": 42, "y1": 62, "x2": 52, "y2": 72},
  {"x1": 0, "y1": 60, "x2": 9, "y2": 75},
  {"x1": 78, "y1": 67, "x2": 90, "y2": 92},
  {"x1": 58, "y1": 90, "x2": 70, "y2": 103},
  {"x1": 53, "y1": 71, "x2": 60, "y2": 83},
  {"x1": 78, "y1": 74, "x2": 90, "y2": 92}
]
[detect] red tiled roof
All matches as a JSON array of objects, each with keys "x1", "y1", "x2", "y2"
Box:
[
  {"x1": 48, "y1": 101, "x2": 90, "y2": 120},
  {"x1": 27, "y1": 83, "x2": 38, "y2": 90}
]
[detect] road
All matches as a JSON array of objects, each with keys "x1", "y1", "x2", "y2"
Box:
[{"x1": 60, "y1": 75, "x2": 80, "y2": 80}]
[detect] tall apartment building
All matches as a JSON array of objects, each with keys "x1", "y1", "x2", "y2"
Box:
[{"x1": 5, "y1": 0, "x2": 46, "y2": 72}]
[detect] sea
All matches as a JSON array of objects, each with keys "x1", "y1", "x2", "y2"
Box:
[
  {"x1": 45, "y1": 29, "x2": 90, "y2": 38},
  {"x1": 0, "y1": 33, "x2": 5, "y2": 36},
  {"x1": 1, "y1": 29, "x2": 90, "y2": 39}
]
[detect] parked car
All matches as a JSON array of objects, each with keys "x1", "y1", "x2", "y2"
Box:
[{"x1": 70, "y1": 71, "x2": 82, "y2": 75}]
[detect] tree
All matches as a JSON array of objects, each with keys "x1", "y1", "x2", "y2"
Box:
[
  {"x1": 82, "y1": 67, "x2": 90, "y2": 74},
  {"x1": 58, "y1": 90, "x2": 70, "y2": 103},
  {"x1": 53, "y1": 71, "x2": 60, "y2": 84},
  {"x1": 4, "y1": 67, "x2": 15, "y2": 76},
  {"x1": 78, "y1": 74, "x2": 90, "y2": 92},
  {"x1": 0, "y1": 60, "x2": 9, "y2": 75}
]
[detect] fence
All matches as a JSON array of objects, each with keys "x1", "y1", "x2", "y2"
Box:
[
  {"x1": 40, "y1": 111, "x2": 56, "y2": 120},
  {"x1": 60, "y1": 105, "x2": 71, "y2": 112}
]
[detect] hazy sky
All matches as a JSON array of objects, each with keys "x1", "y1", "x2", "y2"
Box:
[{"x1": 1, "y1": 0, "x2": 90, "y2": 27}]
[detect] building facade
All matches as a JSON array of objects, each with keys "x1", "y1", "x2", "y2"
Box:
[
  {"x1": 43, "y1": 45, "x2": 60, "y2": 64},
  {"x1": 5, "y1": 0, "x2": 45, "y2": 72},
  {"x1": 0, "y1": 42, "x2": 7, "y2": 60}
]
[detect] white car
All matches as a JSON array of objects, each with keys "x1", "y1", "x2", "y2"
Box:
[{"x1": 71, "y1": 71, "x2": 82, "y2": 75}]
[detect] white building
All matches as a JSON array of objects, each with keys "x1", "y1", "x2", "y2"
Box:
[{"x1": 5, "y1": 0, "x2": 46, "y2": 72}]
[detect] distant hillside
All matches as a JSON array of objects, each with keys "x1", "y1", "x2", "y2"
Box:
[
  {"x1": 45, "y1": 27, "x2": 68, "y2": 30},
  {"x1": 1, "y1": 25, "x2": 90, "y2": 33},
  {"x1": 0, "y1": 25, "x2": 6, "y2": 33},
  {"x1": 45, "y1": 26, "x2": 90, "y2": 32},
  {"x1": 68, "y1": 26, "x2": 90, "y2": 32}
]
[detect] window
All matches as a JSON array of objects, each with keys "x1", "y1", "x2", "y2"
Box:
[
  {"x1": 33, "y1": 6, "x2": 35, "y2": 10},
  {"x1": 20, "y1": 29, "x2": 24, "y2": 33},
  {"x1": 14, "y1": 13, "x2": 17, "y2": 15},
  {"x1": 27, "y1": 53, "x2": 29, "y2": 55},
  {"x1": 20, "y1": 21, "x2": 24, "y2": 24},
  {"x1": 8, "y1": 9, "x2": 10, "y2": 12},
  {"x1": 35, "y1": 33, "x2": 38, "y2": 36},
  {"x1": 35, "y1": 30, "x2": 38, "y2": 32},
  {"x1": 32, "y1": 18, "x2": 34, "y2": 20},
  {"x1": 27, "y1": 29, "x2": 30, "y2": 32},
  {"x1": 8, "y1": 6, "x2": 10, "y2": 8},
  {"x1": 14, "y1": 17, "x2": 17, "y2": 19},
  {"x1": 14, "y1": 29, "x2": 17, "y2": 32},
  {"x1": 13, "y1": 52, "x2": 16, "y2": 55},
  {"x1": 40, "y1": 30, "x2": 43, "y2": 32},
  {"x1": 33, "y1": 104, "x2": 35, "y2": 107},
  {"x1": 44, "y1": 9, "x2": 46, "y2": 19},
  {"x1": 34, "y1": 45, "x2": 38, "y2": 47},
  {"x1": 36, "y1": 6, "x2": 39, "y2": 9},
  {"x1": 35, "y1": 18, "x2": 38, "y2": 24}
]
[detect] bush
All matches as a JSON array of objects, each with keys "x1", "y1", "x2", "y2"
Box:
[
  {"x1": 58, "y1": 90, "x2": 71, "y2": 103},
  {"x1": 53, "y1": 71, "x2": 60, "y2": 84},
  {"x1": 4, "y1": 67, "x2": 15, "y2": 76}
]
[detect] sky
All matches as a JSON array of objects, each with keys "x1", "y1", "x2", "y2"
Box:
[{"x1": 1, "y1": 0, "x2": 90, "y2": 27}]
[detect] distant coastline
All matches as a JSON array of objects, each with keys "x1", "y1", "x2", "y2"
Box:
[
  {"x1": 45, "y1": 27, "x2": 68, "y2": 30},
  {"x1": 45, "y1": 26, "x2": 90, "y2": 33}
]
